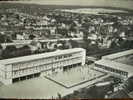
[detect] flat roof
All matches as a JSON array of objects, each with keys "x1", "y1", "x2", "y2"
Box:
[
  {"x1": 0, "y1": 48, "x2": 85, "y2": 65},
  {"x1": 102, "y1": 49, "x2": 133, "y2": 60},
  {"x1": 95, "y1": 59, "x2": 133, "y2": 77}
]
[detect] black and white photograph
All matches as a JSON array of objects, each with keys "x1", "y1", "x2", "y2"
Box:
[{"x1": 0, "y1": 0, "x2": 133, "y2": 99}]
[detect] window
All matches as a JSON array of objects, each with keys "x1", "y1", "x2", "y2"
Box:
[
  {"x1": 13, "y1": 70, "x2": 19, "y2": 76},
  {"x1": 117, "y1": 70, "x2": 121, "y2": 74},
  {"x1": 63, "y1": 55, "x2": 67, "y2": 58},
  {"x1": 47, "y1": 64, "x2": 52, "y2": 69},
  {"x1": 58, "y1": 56, "x2": 62, "y2": 59},
  {"x1": 55, "y1": 57, "x2": 58, "y2": 60},
  {"x1": 21, "y1": 69, "x2": 24, "y2": 74},
  {"x1": 40, "y1": 66, "x2": 43, "y2": 71},
  {"x1": 36, "y1": 66, "x2": 38, "y2": 70},
  {"x1": 43, "y1": 65, "x2": 46, "y2": 70}
]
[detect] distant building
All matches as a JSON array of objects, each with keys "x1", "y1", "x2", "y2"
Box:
[
  {"x1": 0, "y1": 48, "x2": 86, "y2": 85},
  {"x1": 16, "y1": 34, "x2": 24, "y2": 40}
]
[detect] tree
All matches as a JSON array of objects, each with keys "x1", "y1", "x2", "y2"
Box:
[
  {"x1": 29, "y1": 34, "x2": 36, "y2": 40},
  {"x1": 2, "y1": 45, "x2": 17, "y2": 59},
  {"x1": 0, "y1": 45, "x2": 3, "y2": 59},
  {"x1": 83, "y1": 30, "x2": 89, "y2": 41},
  {"x1": 68, "y1": 39, "x2": 79, "y2": 48},
  {"x1": 0, "y1": 34, "x2": 6, "y2": 43},
  {"x1": 124, "y1": 77, "x2": 133, "y2": 93},
  {"x1": 110, "y1": 41, "x2": 118, "y2": 49},
  {"x1": 16, "y1": 45, "x2": 32, "y2": 56}
]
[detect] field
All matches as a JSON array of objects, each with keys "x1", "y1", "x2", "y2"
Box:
[{"x1": 45, "y1": 65, "x2": 106, "y2": 88}]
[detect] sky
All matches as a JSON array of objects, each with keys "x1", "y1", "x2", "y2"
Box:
[{"x1": 4, "y1": 0, "x2": 133, "y2": 10}]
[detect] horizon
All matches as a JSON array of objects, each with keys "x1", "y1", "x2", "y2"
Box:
[{"x1": 2, "y1": 0, "x2": 133, "y2": 10}]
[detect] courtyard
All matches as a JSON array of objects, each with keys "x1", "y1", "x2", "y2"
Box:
[
  {"x1": 45, "y1": 65, "x2": 106, "y2": 88},
  {"x1": 115, "y1": 54, "x2": 133, "y2": 66},
  {"x1": 0, "y1": 64, "x2": 108, "y2": 99}
]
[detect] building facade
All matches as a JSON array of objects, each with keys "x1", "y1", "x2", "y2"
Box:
[
  {"x1": 94, "y1": 49, "x2": 133, "y2": 80},
  {"x1": 95, "y1": 59, "x2": 130, "y2": 79},
  {"x1": 0, "y1": 48, "x2": 86, "y2": 85}
]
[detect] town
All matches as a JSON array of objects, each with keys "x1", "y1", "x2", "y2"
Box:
[{"x1": 0, "y1": 2, "x2": 133, "y2": 99}]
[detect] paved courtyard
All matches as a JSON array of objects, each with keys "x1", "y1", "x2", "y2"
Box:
[
  {"x1": 115, "y1": 55, "x2": 133, "y2": 66},
  {"x1": 0, "y1": 65, "x2": 109, "y2": 99},
  {"x1": 45, "y1": 65, "x2": 105, "y2": 88}
]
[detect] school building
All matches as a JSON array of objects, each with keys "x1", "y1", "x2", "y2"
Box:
[
  {"x1": 0, "y1": 48, "x2": 86, "y2": 85},
  {"x1": 94, "y1": 49, "x2": 133, "y2": 80}
]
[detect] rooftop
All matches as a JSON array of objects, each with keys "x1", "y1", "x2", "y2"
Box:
[
  {"x1": 0, "y1": 48, "x2": 85, "y2": 65},
  {"x1": 102, "y1": 49, "x2": 133, "y2": 60}
]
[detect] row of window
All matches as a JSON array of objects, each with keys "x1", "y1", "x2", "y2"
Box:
[
  {"x1": 12, "y1": 57, "x2": 53, "y2": 70},
  {"x1": 12, "y1": 57, "x2": 82, "y2": 77},
  {"x1": 12, "y1": 67, "x2": 40, "y2": 77},
  {"x1": 54, "y1": 52, "x2": 82, "y2": 60},
  {"x1": 12, "y1": 54, "x2": 82, "y2": 71},
  {"x1": 97, "y1": 64, "x2": 128, "y2": 76},
  {"x1": 53, "y1": 57, "x2": 81, "y2": 68},
  {"x1": 55, "y1": 54, "x2": 72, "y2": 60},
  {"x1": 0, "y1": 70, "x2": 5, "y2": 79}
]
